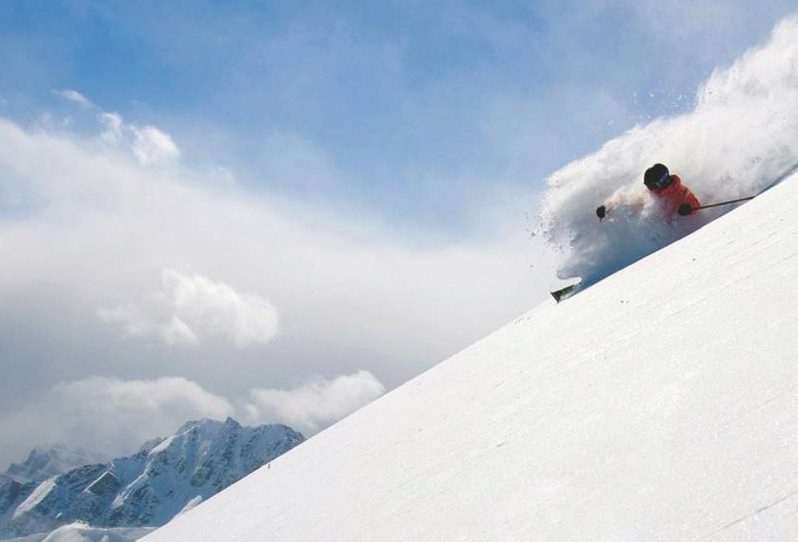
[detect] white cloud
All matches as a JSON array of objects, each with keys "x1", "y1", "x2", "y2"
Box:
[
  {"x1": 243, "y1": 371, "x2": 386, "y2": 434},
  {"x1": 95, "y1": 111, "x2": 180, "y2": 166},
  {"x1": 131, "y1": 125, "x2": 181, "y2": 165},
  {"x1": 0, "y1": 372, "x2": 384, "y2": 466},
  {"x1": 54, "y1": 89, "x2": 93, "y2": 108},
  {"x1": 99, "y1": 269, "x2": 279, "y2": 348},
  {"x1": 0, "y1": 376, "x2": 234, "y2": 463},
  {"x1": 49, "y1": 94, "x2": 180, "y2": 165},
  {"x1": 98, "y1": 111, "x2": 124, "y2": 146}
]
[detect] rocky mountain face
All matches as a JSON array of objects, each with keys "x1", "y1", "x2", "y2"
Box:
[{"x1": 0, "y1": 418, "x2": 304, "y2": 540}]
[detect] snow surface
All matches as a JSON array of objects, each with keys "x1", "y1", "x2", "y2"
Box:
[
  {"x1": 6, "y1": 523, "x2": 153, "y2": 542},
  {"x1": 537, "y1": 15, "x2": 798, "y2": 287},
  {"x1": 143, "y1": 173, "x2": 798, "y2": 540}
]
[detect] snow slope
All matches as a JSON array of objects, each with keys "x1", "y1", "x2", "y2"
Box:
[
  {"x1": 7, "y1": 523, "x2": 154, "y2": 542},
  {"x1": 143, "y1": 172, "x2": 798, "y2": 541}
]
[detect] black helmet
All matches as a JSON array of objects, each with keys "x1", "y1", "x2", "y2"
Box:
[{"x1": 644, "y1": 163, "x2": 670, "y2": 189}]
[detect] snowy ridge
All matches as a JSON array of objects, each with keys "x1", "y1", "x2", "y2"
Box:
[
  {"x1": 0, "y1": 419, "x2": 303, "y2": 540},
  {"x1": 6, "y1": 522, "x2": 154, "y2": 542},
  {"x1": 145, "y1": 174, "x2": 798, "y2": 541},
  {"x1": 5, "y1": 447, "x2": 107, "y2": 485}
]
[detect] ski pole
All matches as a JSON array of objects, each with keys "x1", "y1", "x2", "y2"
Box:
[{"x1": 692, "y1": 195, "x2": 757, "y2": 212}]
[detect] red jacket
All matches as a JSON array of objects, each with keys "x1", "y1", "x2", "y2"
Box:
[{"x1": 651, "y1": 175, "x2": 700, "y2": 216}]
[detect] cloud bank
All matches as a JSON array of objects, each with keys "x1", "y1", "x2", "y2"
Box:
[
  {"x1": 99, "y1": 269, "x2": 279, "y2": 348},
  {"x1": 243, "y1": 371, "x2": 386, "y2": 434},
  {"x1": 0, "y1": 376, "x2": 233, "y2": 461},
  {"x1": 0, "y1": 373, "x2": 384, "y2": 463}
]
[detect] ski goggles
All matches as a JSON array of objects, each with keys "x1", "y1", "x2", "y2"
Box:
[{"x1": 651, "y1": 171, "x2": 672, "y2": 190}]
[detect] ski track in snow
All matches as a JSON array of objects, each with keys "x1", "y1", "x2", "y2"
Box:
[{"x1": 706, "y1": 489, "x2": 798, "y2": 539}]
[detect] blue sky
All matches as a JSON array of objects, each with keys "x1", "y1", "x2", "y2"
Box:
[
  {"x1": 3, "y1": 1, "x2": 794, "y2": 231},
  {"x1": 1, "y1": 1, "x2": 797, "y2": 466}
]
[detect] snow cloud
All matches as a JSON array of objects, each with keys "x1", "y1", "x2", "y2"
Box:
[
  {"x1": 243, "y1": 371, "x2": 386, "y2": 434},
  {"x1": 99, "y1": 269, "x2": 279, "y2": 348},
  {"x1": 537, "y1": 14, "x2": 798, "y2": 286}
]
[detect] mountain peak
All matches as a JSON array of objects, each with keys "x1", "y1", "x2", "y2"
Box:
[
  {"x1": 175, "y1": 417, "x2": 240, "y2": 436},
  {"x1": 175, "y1": 418, "x2": 216, "y2": 434},
  {"x1": 222, "y1": 416, "x2": 240, "y2": 429}
]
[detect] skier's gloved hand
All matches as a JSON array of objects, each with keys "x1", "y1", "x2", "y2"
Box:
[
  {"x1": 678, "y1": 203, "x2": 693, "y2": 216},
  {"x1": 596, "y1": 205, "x2": 606, "y2": 220}
]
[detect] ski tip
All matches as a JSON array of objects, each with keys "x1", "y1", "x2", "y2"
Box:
[
  {"x1": 551, "y1": 285, "x2": 575, "y2": 303},
  {"x1": 550, "y1": 277, "x2": 582, "y2": 303}
]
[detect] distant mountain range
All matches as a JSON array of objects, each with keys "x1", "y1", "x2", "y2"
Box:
[{"x1": 0, "y1": 418, "x2": 304, "y2": 540}]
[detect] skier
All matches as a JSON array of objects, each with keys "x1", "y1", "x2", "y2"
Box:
[{"x1": 596, "y1": 163, "x2": 700, "y2": 220}]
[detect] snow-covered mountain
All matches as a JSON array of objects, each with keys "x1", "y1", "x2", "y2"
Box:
[
  {"x1": 0, "y1": 418, "x2": 303, "y2": 540},
  {"x1": 4, "y1": 447, "x2": 107, "y2": 486},
  {"x1": 0, "y1": 446, "x2": 106, "y2": 534},
  {"x1": 141, "y1": 172, "x2": 798, "y2": 541}
]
